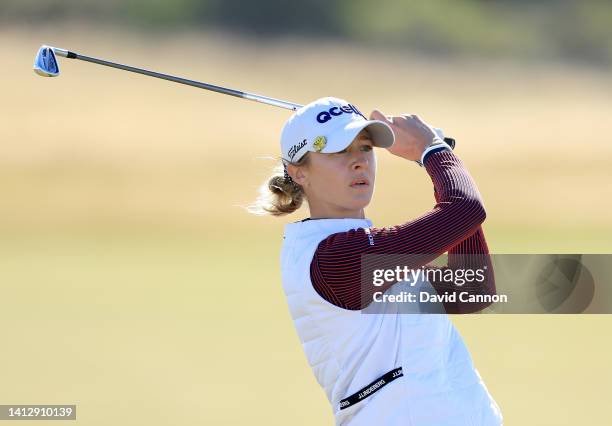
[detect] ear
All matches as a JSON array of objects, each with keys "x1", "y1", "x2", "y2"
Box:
[{"x1": 287, "y1": 163, "x2": 308, "y2": 187}]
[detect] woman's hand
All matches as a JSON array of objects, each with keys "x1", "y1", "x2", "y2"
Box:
[{"x1": 370, "y1": 110, "x2": 437, "y2": 161}]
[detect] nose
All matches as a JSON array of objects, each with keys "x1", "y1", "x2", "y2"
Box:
[{"x1": 350, "y1": 150, "x2": 369, "y2": 171}]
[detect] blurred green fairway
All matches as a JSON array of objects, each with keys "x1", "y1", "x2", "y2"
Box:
[{"x1": 1, "y1": 26, "x2": 611, "y2": 425}]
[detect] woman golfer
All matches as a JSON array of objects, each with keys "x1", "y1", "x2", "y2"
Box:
[{"x1": 253, "y1": 97, "x2": 503, "y2": 425}]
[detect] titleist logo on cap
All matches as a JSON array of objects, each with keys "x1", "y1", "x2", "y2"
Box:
[
  {"x1": 288, "y1": 139, "x2": 307, "y2": 161},
  {"x1": 316, "y1": 104, "x2": 366, "y2": 124}
]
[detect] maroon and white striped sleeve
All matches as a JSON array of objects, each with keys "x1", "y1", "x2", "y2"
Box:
[{"x1": 310, "y1": 150, "x2": 495, "y2": 312}]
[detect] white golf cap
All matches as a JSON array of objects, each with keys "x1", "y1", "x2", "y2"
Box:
[{"x1": 280, "y1": 97, "x2": 395, "y2": 163}]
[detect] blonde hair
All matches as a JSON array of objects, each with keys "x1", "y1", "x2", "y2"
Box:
[{"x1": 249, "y1": 155, "x2": 309, "y2": 216}]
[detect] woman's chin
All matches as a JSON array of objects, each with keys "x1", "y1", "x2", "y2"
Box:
[{"x1": 349, "y1": 194, "x2": 374, "y2": 210}]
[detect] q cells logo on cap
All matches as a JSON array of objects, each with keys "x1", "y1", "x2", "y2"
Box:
[
  {"x1": 288, "y1": 139, "x2": 307, "y2": 161},
  {"x1": 316, "y1": 104, "x2": 366, "y2": 124}
]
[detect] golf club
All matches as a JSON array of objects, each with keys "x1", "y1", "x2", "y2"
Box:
[{"x1": 33, "y1": 44, "x2": 455, "y2": 148}]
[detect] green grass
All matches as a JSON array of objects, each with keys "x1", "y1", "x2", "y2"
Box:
[{"x1": 1, "y1": 231, "x2": 611, "y2": 424}]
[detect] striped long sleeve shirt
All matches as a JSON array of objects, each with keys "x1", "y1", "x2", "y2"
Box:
[{"x1": 309, "y1": 150, "x2": 496, "y2": 314}]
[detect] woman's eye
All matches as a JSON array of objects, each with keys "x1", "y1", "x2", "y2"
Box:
[{"x1": 334, "y1": 144, "x2": 372, "y2": 155}]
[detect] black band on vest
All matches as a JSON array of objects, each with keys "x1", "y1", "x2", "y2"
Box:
[{"x1": 339, "y1": 367, "x2": 403, "y2": 410}]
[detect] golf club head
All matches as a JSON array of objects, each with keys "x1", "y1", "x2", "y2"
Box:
[{"x1": 33, "y1": 45, "x2": 60, "y2": 77}]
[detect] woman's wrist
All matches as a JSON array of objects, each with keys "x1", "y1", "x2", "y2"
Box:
[{"x1": 416, "y1": 139, "x2": 452, "y2": 167}]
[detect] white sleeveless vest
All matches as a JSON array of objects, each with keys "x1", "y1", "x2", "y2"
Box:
[{"x1": 281, "y1": 218, "x2": 503, "y2": 426}]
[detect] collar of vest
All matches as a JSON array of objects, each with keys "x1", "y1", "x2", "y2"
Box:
[{"x1": 284, "y1": 218, "x2": 373, "y2": 240}]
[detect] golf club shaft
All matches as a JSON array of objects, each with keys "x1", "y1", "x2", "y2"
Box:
[
  {"x1": 47, "y1": 46, "x2": 455, "y2": 148},
  {"x1": 53, "y1": 48, "x2": 302, "y2": 111}
]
